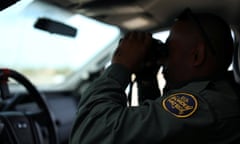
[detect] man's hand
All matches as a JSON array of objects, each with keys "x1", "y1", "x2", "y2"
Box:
[{"x1": 112, "y1": 31, "x2": 152, "y2": 73}]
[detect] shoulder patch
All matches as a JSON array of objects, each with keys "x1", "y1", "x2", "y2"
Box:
[{"x1": 162, "y1": 92, "x2": 198, "y2": 118}]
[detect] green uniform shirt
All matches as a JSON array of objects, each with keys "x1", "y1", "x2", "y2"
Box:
[{"x1": 70, "y1": 64, "x2": 240, "y2": 144}]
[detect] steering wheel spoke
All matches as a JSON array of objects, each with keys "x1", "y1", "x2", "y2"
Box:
[{"x1": 0, "y1": 69, "x2": 58, "y2": 144}]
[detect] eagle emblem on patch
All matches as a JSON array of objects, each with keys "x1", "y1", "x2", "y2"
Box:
[{"x1": 162, "y1": 92, "x2": 198, "y2": 118}]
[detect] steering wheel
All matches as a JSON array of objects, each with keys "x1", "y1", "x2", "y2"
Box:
[{"x1": 0, "y1": 68, "x2": 58, "y2": 144}]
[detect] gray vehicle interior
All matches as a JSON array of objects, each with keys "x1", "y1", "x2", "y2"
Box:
[{"x1": 0, "y1": 0, "x2": 240, "y2": 144}]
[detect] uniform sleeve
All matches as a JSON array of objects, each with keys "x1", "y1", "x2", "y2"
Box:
[{"x1": 69, "y1": 64, "x2": 216, "y2": 144}]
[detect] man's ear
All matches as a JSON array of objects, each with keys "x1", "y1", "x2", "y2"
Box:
[{"x1": 192, "y1": 42, "x2": 206, "y2": 66}]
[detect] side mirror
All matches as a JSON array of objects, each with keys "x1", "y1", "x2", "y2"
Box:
[{"x1": 34, "y1": 17, "x2": 77, "y2": 37}]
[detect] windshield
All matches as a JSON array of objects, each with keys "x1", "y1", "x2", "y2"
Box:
[{"x1": 0, "y1": 0, "x2": 121, "y2": 86}]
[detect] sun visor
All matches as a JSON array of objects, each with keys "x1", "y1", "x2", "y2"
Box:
[{"x1": 0, "y1": 0, "x2": 19, "y2": 11}]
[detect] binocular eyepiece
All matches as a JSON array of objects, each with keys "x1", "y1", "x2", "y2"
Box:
[{"x1": 151, "y1": 39, "x2": 168, "y2": 59}]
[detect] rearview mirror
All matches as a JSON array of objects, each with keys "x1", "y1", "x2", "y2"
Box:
[{"x1": 34, "y1": 17, "x2": 77, "y2": 37}]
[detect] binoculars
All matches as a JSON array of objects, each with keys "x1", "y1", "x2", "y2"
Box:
[{"x1": 146, "y1": 39, "x2": 168, "y2": 64}]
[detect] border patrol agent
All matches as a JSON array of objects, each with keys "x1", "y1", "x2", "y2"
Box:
[{"x1": 70, "y1": 9, "x2": 240, "y2": 144}]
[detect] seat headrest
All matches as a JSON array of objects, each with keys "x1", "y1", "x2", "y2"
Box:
[{"x1": 232, "y1": 26, "x2": 240, "y2": 84}]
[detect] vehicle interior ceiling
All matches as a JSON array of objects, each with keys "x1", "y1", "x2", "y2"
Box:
[
  {"x1": 44, "y1": 0, "x2": 240, "y2": 74},
  {"x1": 44, "y1": 0, "x2": 240, "y2": 32},
  {"x1": 0, "y1": 0, "x2": 240, "y2": 144}
]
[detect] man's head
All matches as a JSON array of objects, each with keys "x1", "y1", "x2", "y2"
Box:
[{"x1": 163, "y1": 8, "x2": 234, "y2": 89}]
